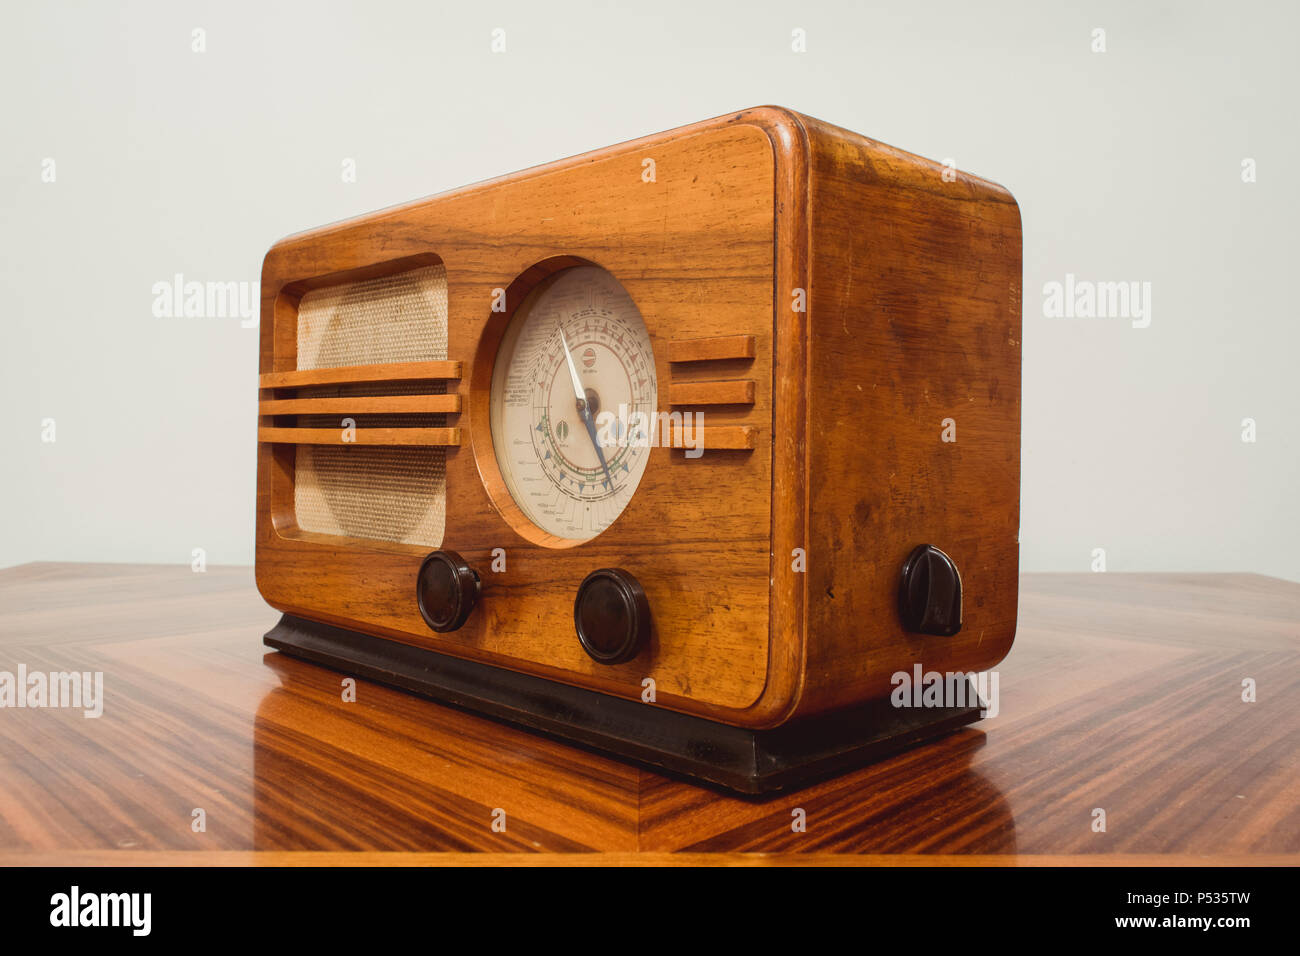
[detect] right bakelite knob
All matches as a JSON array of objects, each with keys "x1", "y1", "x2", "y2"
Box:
[
  {"x1": 574, "y1": 568, "x2": 650, "y2": 664},
  {"x1": 898, "y1": 544, "x2": 963, "y2": 636}
]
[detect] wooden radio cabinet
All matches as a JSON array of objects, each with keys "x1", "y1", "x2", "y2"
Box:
[{"x1": 256, "y1": 106, "x2": 1022, "y2": 792}]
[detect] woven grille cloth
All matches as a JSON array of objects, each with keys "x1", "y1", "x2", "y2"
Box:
[{"x1": 293, "y1": 265, "x2": 447, "y2": 546}]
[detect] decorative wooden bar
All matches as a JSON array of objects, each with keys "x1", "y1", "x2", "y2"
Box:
[
  {"x1": 258, "y1": 395, "x2": 461, "y2": 416},
  {"x1": 666, "y1": 335, "x2": 756, "y2": 364},
  {"x1": 665, "y1": 424, "x2": 756, "y2": 451},
  {"x1": 667, "y1": 380, "x2": 756, "y2": 406},
  {"x1": 256, "y1": 427, "x2": 461, "y2": 447},
  {"x1": 259, "y1": 360, "x2": 462, "y2": 390}
]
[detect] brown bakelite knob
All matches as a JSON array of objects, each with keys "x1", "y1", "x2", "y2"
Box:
[
  {"x1": 416, "y1": 550, "x2": 481, "y2": 633},
  {"x1": 898, "y1": 544, "x2": 962, "y2": 636},
  {"x1": 574, "y1": 568, "x2": 650, "y2": 664}
]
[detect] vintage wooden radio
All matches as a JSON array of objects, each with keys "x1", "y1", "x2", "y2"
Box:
[{"x1": 256, "y1": 106, "x2": 1022, "y2": 793}]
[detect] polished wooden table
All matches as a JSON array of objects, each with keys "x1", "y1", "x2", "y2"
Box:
[{"x1": 0, "y1": 563, "x2": 1295, "y2": 865}]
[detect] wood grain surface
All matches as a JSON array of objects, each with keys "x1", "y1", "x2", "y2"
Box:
[
  {"x1": 257, "y1": 115, "x2": 784, "y2": 722},
  {"x1": 255, "y1": 106, "x2": 1022, "y2": 733},
  {"x1": 798, "y1": 113, "x2": 1022, "y2": 713},
  {"x1": 0, "y1": 563, "x2": 1295, "y2": 863}
]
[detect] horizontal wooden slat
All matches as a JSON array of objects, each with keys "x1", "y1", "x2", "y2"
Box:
[
  {"x1": 667, "y1": 335, "x2": 756, "y2": 364},
  {"x1": 259, "y1": 395, "x2": 461, "y2": 416},
  {"x1": 668, "y1": 380, "x2": 755, "y2": 406},
  {"x1": 665, "y1": 425, "x2": 756, "y2": 452},
  {"x1": 259, "y1": 361, "x2": 462, "y2": 389},
  {"x1": 257, "y1": 427, "x2": 460, "y2": 447}
]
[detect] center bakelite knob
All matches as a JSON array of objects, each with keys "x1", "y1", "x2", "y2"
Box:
[
  {"x1": 574, "y1": 568, "x2": 650, "y2": 665},
  {"x1": 416, "y1": 550, "x2": 481, "y2": 633}
]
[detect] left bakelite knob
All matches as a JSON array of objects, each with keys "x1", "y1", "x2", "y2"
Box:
[{"x1": 416, "y1": 551, "x2": 481, "y2": 632}]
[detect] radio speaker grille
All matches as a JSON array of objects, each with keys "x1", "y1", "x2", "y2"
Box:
[{"x1": 292, "y1": 264, "x2": 448, "y2": 547}]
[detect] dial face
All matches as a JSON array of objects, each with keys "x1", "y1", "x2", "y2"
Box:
[{"x1": 489, "y1": 266, "x2": 657, "y2": 542}]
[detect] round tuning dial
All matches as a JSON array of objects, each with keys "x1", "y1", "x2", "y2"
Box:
[
  {"x1": 574, "y1": 568, "x2": 650, "y2": 664},
  {"x1": 416, "y1": 550, "x2": 481, "y2": 633}
]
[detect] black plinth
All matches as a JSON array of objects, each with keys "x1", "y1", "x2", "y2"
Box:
[{"x1": 263, "y1": 614, "x2": 984, "y2": 795}]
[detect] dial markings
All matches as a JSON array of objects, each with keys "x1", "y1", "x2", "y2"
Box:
[{"x1": 489, "y1": 267, "x2": 657, "y2": 541}]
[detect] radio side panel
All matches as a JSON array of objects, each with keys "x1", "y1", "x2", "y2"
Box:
[{"x1": 792, "y1": 114, "x2": 1023, "y2": 718}]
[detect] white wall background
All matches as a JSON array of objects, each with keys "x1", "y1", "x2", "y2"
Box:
[{"x1": 2, "y1": 0, "x2": 1296, "y2": 579}]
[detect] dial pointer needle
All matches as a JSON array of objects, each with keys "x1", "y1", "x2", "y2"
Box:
[
  {"x1": 559, "y1": 328, "x2": 615, "y2": 493},
  {"x1": 583, "y1": 413, "x2": 615, "y2": 493},
  {"x1": 559, "y1": 328, "x2": 586, "y2": 405}
]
